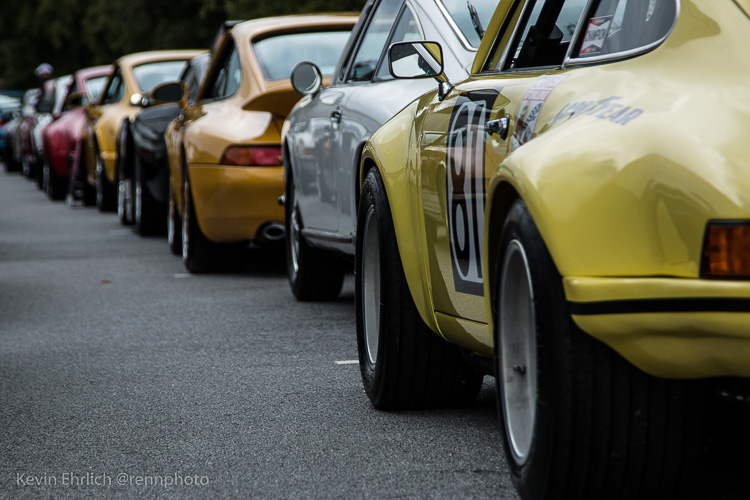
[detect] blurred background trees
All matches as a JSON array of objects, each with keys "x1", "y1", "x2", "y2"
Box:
[{"x1": 0, "y1": 0, "x2": 366, "y2": 90}]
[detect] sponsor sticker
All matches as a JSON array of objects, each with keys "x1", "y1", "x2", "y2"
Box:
[
  {"x1": 511, "y1": 74, "x2": 566, "y2": 151},
  {"x1": 580, "y1": 16, "x2": 613, "y2": 56}
]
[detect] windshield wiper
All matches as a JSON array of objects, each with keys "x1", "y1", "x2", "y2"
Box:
[{"x1": 467, "y1": 1, "x2": 485, "y2": 40}]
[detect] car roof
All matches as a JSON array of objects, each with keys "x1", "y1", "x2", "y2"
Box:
[
  {"x1": 75, "y1": 65, "x2": 112, "y2": 82},
  {"x1": 230, "y1": 13, "x2": 359, "y2": 41},
  {"x1": 116, "y1": 50, "x2": 206, "y2": 70}
]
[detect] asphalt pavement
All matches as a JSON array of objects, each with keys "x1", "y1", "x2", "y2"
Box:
[{"x1": 0, "y1": 171, "x2": 518, "y2": 499}]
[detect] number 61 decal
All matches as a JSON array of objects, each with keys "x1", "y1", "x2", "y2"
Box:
[{"x1": 446, "y1": 91, "x2": 497, "y2": 296}]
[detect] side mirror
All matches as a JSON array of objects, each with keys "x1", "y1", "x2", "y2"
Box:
[
  {"x1": 65, "y1": 91, "x2": 85, "y2": 108},
  {"x1": 291, "y1": 62, "x2": 322, "y2": 96},
  {"x1": 389, "y1": 41, "x2": 444, "y2": 79},
  {"x1": 150, "y1": 81, "x2": 187, "y2": 107}
]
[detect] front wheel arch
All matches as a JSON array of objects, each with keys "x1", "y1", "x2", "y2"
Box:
[{"x1": 485, "y1": 180, "x2": 520, "y2": 332}]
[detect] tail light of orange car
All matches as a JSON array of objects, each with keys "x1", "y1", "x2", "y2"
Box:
[
  {"x1": 220, "y1": 146, "x2": 282, "y2": 166},
  {"x1": 701, "y1": 222, "x2": 750, "y2": 278}
]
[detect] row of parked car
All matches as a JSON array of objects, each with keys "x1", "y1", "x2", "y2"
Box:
[{"x1": 2, "y1": 0, "x2": 748, "y2": 498}]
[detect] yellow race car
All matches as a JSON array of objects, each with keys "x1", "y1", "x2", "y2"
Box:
[
  {"x1": 85, "y1": 50, "x2": 203, "y2": 214},
  {"x1": 162, "y1": 15, "x2": 357, "y2": 272},
  {"x1": 358, "y1": 0, "x2": 749, "y2": 498}
]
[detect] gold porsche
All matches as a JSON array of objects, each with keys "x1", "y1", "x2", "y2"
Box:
[
  {"x1": 162, "y1": 14, "x2": 356, "y2": 272},
  {"x1": 85, "y1": 50, "x2": 203, "y2": 215}
]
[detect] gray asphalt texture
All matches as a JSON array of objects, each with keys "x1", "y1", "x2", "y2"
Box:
[{"x1": 0, "y1": 171, "x2": 519, "y2": 499}]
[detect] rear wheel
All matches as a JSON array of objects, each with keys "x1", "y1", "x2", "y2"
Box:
[
  {"x1": 494, "y1": 198, "x2": 707, "y2": 500},
  {"x1": 44, "y1": 162, "x2": 66, "y2": 200},
  {"x1": 284, "y1": 160, "x2": 345, "y2": 301},
  {"x1": 34, "y1": 158, "x2": 44, "y2": 189},
  {"x1": 355, "y1": 167, "x2": 482, "y2": 410},
  {"x1": 95, "y1": 144, "x2": 115, "y2": 212},
  {"x1": 167, "y1": 177, "x2": 182, "y2": 255},
  {"x1": 117, "y1": 126, "x2": 134, "y2": 225},
  {"x1": 134, "y1": 154, "x2": 164, "y2": 236},
  {"x1": 182, "y1": 171, "x2": 215, "y2": 273}
]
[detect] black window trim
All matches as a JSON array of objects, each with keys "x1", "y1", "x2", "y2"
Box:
[
  {"x1": 342, "y1": 0, "x2": 410, "y2": 85},
  {"x1": 101, "y1": 67, "x2": 124, "y2": 105},
  {"x1": 200, "y1": 34, "x2": 242, "y2": 104},
  {"x1": 372, "y1": 1, "x2": 425, "y2": 82},
  {"x1": 332, "y1": 0, "x2": 375, "y2": 86},
  {"x1": 339, "y1": 0, "x2": 386, "y2": 85}
]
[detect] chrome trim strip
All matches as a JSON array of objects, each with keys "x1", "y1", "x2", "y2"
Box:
[
  {"x1": 563, "y1": 0, "x2": 598, "y2": 62},
  {"x1": 301, "y1": 228, "x2": 353, "y2": 244},
  {"x1": 433, "y1": 0, "x2": 480, "y2": 52}
]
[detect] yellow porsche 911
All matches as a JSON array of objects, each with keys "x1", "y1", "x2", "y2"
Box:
[
  {"x1": 85, "y1": 50, "x2": 203, "y2": 214},
  {"x1": 358, "y1": 0, "x2": 749, "y2": 498},
  {"x1": 163, "y1": 14, "x2": 356, "y2": 272}
]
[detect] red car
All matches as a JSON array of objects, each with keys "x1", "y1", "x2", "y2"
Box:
[{"x1": 41, "y1": 65, "x2": 111, "y2": 200}]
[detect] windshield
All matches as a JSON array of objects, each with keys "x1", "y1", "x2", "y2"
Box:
[
  {"x1": 253, "y1": 30, "x2": 352, "y2": 81},
  {"x1": 132, "y1": 60, "x2": 189, "y2": 92},
  {"x1": 437, "y1": 0, "x2": 498, "y2": 48}
]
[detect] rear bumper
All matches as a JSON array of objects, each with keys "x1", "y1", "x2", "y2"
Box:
[
  {"x1": 565, "y1": 277, "x2": 750, "y2": 379},
  {"x1": 188, "y1": 164, "x2": 284, "y2": 243}
]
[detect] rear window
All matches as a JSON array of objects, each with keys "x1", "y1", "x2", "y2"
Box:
[
  {"x1": 132, "y1": 60, "x2": 189, "y2": 92},
  {"x1": 253, "y1": 31, "x2": 352, "y2": 81}
]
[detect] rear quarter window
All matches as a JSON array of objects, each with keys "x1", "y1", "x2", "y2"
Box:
[{"x1": 573, "y1": 0, "x2": 678, "y2": 59}]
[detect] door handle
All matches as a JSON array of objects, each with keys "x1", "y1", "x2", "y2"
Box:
[
  {"x1": 330, "y1": 110, "x2": 342, "y2": 124},
  {"x1": 485, "y1": 116, "x2": 509, "y2": 140}
]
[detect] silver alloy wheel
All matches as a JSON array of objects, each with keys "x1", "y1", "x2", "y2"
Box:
[
  {"x1": 42, "y1": 164, "x2": 49, "y2": 193},
  {"x1": 135, "y1": 178, "x2": 142, "y2": 226},
  {"x1": 118, "y1": 178, "x2": 132, "y2": 221},
  {"x1": 289, "y1": 202, "x2": 301, "y2": 280},
  {"x1": 499, "y1": 239, "x2": 538, "y2": 465},
  {"x1": 95, "y1": 153, "x2": 104, "y2": 207},
  {"x1": 361, "y1": 206, "x2": 380, "y2": 366},
  {"x1": 167, "y1": 183, "x2": 176, "y2": 248},
  {"x1": 182, "y1": 180, "x2": 190, "y2": 263}
]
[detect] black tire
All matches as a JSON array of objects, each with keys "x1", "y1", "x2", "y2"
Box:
[
  {"x1": 95, "y1": 144, "x2": 115, "y2": 212},
  {"x1": 117, "y1": 125, "x2": 134, "y2": 225},
  {"x1": 284, "y1": 155, "x2": 345, "y2": 301},
  {"x1": 21, "y1": 156, "x2": 32, "y2": 178},
  {"x1": 493, "y1": 198, "x2": 707, "y2": 500},
  {"x1": 167, "y1": 176, "x2": 182, "y2": 255},
  {"x1": 44, "y1": 162, "x2": 66, "y2": 200},
  {"x1": 181, "y1": 170, "x2": 214, "y2": 273},
  {"x1": 355, "y1": 167, "x2": 482, "y2": 410},
  {"x1": 80, "y1": 144, "x2": 97, "y2": 206},
  {"x1": 34, "y1": 158, "x2": 44, "y2": 189},
  {"x1": 134, "y1": 154, "x2": 165, "y2": 236},
  {"x1": 4, "y1": 153, "x2": 21, "y2": 172}
]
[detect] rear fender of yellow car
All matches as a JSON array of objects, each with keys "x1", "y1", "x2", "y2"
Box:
[{"x1": 484, "y1": 0, "x2": 750, "y2": 377}]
